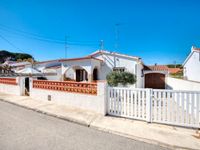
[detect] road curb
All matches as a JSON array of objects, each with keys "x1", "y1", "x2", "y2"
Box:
[
  {"x1": 0, "y1": 98, "x2": 197, "y2": 150},
  {"x1": 90, "y1": 125, "x2": 196, "y2": 150}
]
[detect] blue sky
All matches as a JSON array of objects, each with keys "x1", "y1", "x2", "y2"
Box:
[{"x1": 0, "y1": 0, "x2": 200, "y2": 65}]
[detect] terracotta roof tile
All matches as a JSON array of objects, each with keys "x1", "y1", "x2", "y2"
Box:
[
  {"x1": 35, "y1": 56, "x2": 103, "y2": 65},
  {"x1": 168, "y1": 68, "x2": 182, "y2": 74},
  {"x1": 144, "y1": 65, "x2": 169, "y2": 71},
  {"x1": 193, "y1": 47, "x2": 200, "y2": 51},
  {"x1": 144, "y1": 65, "x2": 182, "y2": 74}
]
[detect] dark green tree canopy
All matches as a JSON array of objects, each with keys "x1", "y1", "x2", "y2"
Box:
[
  {"x1": 106, "y1": 71, "x2": 137, "y2": 86},
  {"x1": 167, "y1": 64, "x2": 182, "y2": 69},
  {"x1": 0, "y1": 50, "x2": 34, "y2": 63}
]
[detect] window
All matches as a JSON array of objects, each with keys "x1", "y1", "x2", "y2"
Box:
[{"x1": 113, "y1": 67, "x2": 125, "y2": 72}]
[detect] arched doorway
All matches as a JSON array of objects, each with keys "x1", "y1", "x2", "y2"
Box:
[
  {"x1": 145, "y1": 73, "x2": 165, "y2": 89},
  {"x1": 93, "y1": 68, "x2": 98, "y2": 81}
]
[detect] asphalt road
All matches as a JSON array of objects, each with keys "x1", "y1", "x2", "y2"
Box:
[{"x1": 0, "y1": 100, "x2": 170, "y2": 150}]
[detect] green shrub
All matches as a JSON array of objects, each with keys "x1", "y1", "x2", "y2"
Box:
[{"x1": 106, "y1": 71, "x2": 136, "y2": 86}]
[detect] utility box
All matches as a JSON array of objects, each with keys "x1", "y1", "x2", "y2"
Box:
[{"x1": 48, "y1": 95, "x2": 51, "y2": 101}]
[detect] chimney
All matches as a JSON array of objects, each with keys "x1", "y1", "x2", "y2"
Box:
[{"x1": 191, "y1": 45, "x2": 195, "y2": 52}]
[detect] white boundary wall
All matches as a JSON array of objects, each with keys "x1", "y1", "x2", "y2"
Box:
[
  {"x1": 166, "y1": 77, "x2": 200, "y2": 91},
  {"x1": 30, "y1": 80, "x2": 107, "y2": 115},
  {"x1": 0, "y1": 77, "x2": 21, "y2": 96}
]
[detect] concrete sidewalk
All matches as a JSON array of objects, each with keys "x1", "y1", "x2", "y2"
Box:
[{"x1": 0, "y1": 92, "x2": 199, "y2": 150}]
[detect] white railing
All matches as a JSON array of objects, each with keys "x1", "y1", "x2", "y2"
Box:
[
  {"x1": 152, "y1": 89, "x2": 200, "y2": 128},
  {"x1": 107, "y1": 87, "x2": 148, "y2": 121},
  {"x1": 107, "y1": 87, "x2": 200, "y2": 128}
]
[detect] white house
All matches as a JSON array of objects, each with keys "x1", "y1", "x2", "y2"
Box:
[
  {"x1": 183, "y1": 46, "x2": 200, "y2": 82},
  {"x1": 32, "y1": 50, "x2": 144, "y2": 88},
  {"x1": 88, "y1": 50, "x2": 144, "y2": 87}
]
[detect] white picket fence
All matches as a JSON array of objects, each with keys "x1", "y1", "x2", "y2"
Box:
[{"x1": 107, "y1": 87, "x2": 200, "y2": 128}]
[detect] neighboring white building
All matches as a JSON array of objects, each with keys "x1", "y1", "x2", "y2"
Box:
[
  {"x1": 183, "y1": 46, "x2": 200, "y2": 82},
  {"x1": 32, "y1": 50, "x2": 144, "y2": 88},
  {"x1": 2, "y1": 60, "x2": 31, "y2": 67},
  {"x1": 1, "y1": 61, "x2": 32, "y2": 72}
]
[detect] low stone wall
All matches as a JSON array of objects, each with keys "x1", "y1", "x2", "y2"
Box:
[
  {"x1": 30, "y1": 79, "x2": 107, "y2": 115},
  {"x1": 166, "y1": 77, "x2": 200, "y2": 91},
  {"x1": 0, "y1": 77, "x2": 21, "y2": 95}
]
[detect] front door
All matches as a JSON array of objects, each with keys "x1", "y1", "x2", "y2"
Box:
[
  {"x1": 93, "y1": 68, "x2": 98, "y2": 81},
  {"x1": 25, "y1": 77, "x2": 30, "y2": 96},
  {"x1": 76, "y1": 69, "x2": 88, "y2": 82},
  {"x1": 76, "y1": 70, "x2": 81, "y2": 81}
]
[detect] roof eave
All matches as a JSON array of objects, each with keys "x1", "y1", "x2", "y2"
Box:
[
  {"x1": 90, "y1": 50, "x2": 141, "y2": 61},
  {"x1": 182, "y1": 51, "x2": 194, "y2": 66}
]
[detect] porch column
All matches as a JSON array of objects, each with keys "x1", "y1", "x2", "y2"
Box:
[
  {"x1": 88, "y1": 73, "x2": 93, "y2": 82},
  {"x1": 84, "y1": 66, "x2": 93, "y2": 82},
  {"x1": 61, "y1": 64, "x2": 68, "y2": 81}
]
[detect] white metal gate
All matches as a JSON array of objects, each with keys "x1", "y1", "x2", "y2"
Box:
[
  {"x1": 107, "y1": 87, "x2": 200, "y2": 128},
  {"x1": 152, "y1": 89, "x2": 200, "y2": 128},
  {"x1": 107, "y1": 87, "x2": 148, "y2": 121}
]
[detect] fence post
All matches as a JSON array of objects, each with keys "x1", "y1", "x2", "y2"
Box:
[
  {"x1": 29, "y1": 77, "x2": 33, "y2": 96},
  {"x1": 146, "y1": 88, "x2": 152, "y2": 123},
  {"x1": 97, "y1": 81, "x2": 108, "y2": 115},
  {"x1": 17, "y1": 77, "x2": 25, "y2": 96}
]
